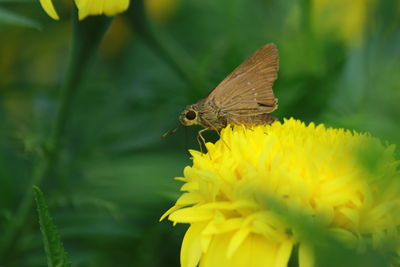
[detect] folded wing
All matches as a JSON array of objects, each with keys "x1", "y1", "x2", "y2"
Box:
[{"x1": 205, "y1": 43, "x2": 279, "y2": 116}]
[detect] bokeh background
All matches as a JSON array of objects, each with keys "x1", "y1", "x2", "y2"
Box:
[{"x1": 1, "y1": 0, "x2": 400, "y2": 266}]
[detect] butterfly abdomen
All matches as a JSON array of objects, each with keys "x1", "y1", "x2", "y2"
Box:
[{"x1": 227, "y1": 113, "x2": 276, "y2": 126}]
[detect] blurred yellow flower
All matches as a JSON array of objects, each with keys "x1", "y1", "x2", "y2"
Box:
[
  {"x1": 39, "y1": 0, "x2": 130, "y2": 20},
  {"x1": 161, "y1": 119, "x2": 400, "y2": 267},
  {"x1": 146, "y1": 0, "x2": 180, "y2": 23},
  {"x1": 312, "y1": 0, "x2": 373, "y2": 46}
]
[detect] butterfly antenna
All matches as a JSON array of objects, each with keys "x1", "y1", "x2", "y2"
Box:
[{"x1": 161, "y1": 124, "x2": 180, "y2": 138}]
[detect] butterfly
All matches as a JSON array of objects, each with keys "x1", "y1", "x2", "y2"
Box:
[{"x1": 164, "y1": 43, "x2": 279, "y2": 150}]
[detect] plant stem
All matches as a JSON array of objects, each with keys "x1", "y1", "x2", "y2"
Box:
[
  {"x1": 0, "y1": 9, "x2": 111, "y2": 262},
  {"x1": 126, "y1": 0, "x2": 206, "y2": 100}
]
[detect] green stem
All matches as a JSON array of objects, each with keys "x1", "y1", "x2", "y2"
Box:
[
  {"x1": 126, "y1": 0, "x2": 205, "y2": 99},
  {"x1": 0, "y1": 9, "x2": 111, "y2": 262}
]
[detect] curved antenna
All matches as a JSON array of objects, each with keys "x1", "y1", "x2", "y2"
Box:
[{"x1": 161, "y1": 124, "x2": 180, "y2": 138}]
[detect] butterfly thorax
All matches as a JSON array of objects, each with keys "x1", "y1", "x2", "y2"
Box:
[{"x1": 179, "y1": 99, "x2": 227, "y2": 130}]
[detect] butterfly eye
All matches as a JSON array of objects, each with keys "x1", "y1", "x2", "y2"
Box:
[{"x1": 185, "y1": 110, "x2": 196, "y2": 120}]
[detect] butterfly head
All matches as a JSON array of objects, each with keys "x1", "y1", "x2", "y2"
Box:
[{"x1": 179, "y1": 105, "x2": 200, "y2": 126}]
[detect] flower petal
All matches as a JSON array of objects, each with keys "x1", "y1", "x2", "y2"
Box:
[
  {"x1": 39, "y1": 0, "x2": 60, "y2": 20},
  {"x1": 181, "y1": 223, "x2": 207, "y2": 267},
  {"x1": 227, "y1": 226, "x2": 251, "y2": 257},
  {"x1": 203, "y1": 218, "x2": 243, "y2": 235},
  {"x1": 74, "y1": 0, "x2": 130, "y2": 20},
  {"x1": 159, "y1": 205, "x2": 181, "y2": 221},
  {"x1": 299, "y1": 243, "x2": 315, "y2": 267},
  {"x1": 274, "y1": 240, "x2": 293, "y2": 267},
  {"x1": 201, "y1": 233, "x2": 281, "y2": 267},
  {"x1": 169, "y1": 207, "x2": 214, "y2": 223}
]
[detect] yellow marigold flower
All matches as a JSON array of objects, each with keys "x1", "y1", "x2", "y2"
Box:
[
  {"x1": 39, "y1": 0, "x2": 130, "y2": 20},
  {"x1": 161, "y1": 118, "x2": 400, "y2": 267}
]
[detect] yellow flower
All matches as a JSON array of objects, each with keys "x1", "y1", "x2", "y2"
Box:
[
  {"x1": 146, "y1": 0, "x2": 181, "y2": 23},
  {"x1": 312, "y1": 0, "x2": 374, "y2": 46},
  {"x1": 161, "y1": 118, "x2": 400, "y2": 267},
  {"x1": 39, "y1": 0, "x2": 130, "y2": 20}
]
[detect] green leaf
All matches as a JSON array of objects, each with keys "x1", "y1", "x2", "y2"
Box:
[
  {"x1": 0, "y1": 7, "x2": 41, "y2": 30},
  {"x1": 33, "y1": 186, "x2": 71, "y2": 267}
]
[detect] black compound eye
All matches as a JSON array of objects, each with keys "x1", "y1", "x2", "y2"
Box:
[{"x1": 185, "y1": 110, "x2": 196, "y2": 120}]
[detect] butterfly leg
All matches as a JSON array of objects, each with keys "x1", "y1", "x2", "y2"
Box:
[
  {"x1": 213, "y1": 129, "x2": 231, "y2": 151},
  {"x1": 197, "y1": 128, "x2": 210, "y2": 153},
  {"x1": 200, "y1": 117, "x2": 231, "y2": 151}
]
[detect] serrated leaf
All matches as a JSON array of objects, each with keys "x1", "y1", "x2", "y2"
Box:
[
  {"x1": 0, "y1": 7, "x2": 41, "y2": 29},
  {"x1": 33, "y1": 186, "x2": 71, "y2": 267}
]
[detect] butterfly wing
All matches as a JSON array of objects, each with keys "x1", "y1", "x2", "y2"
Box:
[{"x1": 205, "y1": 43, "x2": 279, "y2": 116}]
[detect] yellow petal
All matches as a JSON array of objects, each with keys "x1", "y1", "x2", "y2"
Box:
[
  {"x1": 176, "y1": 193, "x2": 203, "y2": 206},
  {"x1": 274, "y1": 240, "x2": 293, "y2": 267},
  {"x1": 200, "y1": 233, "x2": 232, "y2": 267},
  {"x1": 201, "y1": 200, "x2": 257, "y2": 210},
  {"x1": 227, "y1": 226, "x2": 251, "y2": 258},
  {"x1": 39, "y1": 0, "x2": 60, "y2": 20},
  {"x1": 175, "y1": 177, "x2": 187, "y2": 182},
  {"x1": 169, "y1": 207, "x2": 214, "y2": 223},
  {"x1": 339, "y1": 207, "x2": 359, "y2": 226},
  {"x1": 299, "y1": 243, "x2": 315, "y2": 267},
  {"x1": 203, "y1": 218, "x2": 242, "y2": 235},
  {"x1": 181, "y1": 181, "x2": 199, "y2": 191},
  {"x1": 159, "y1": 205, "x2": 181, "y2": 222},
  {"x1": 329, "y1": 228, "x2": 358, "y2": 247},
  {"x1": 200, "y1": 233, "x2": 212, "y2": 253},
  {"x1": 201, "y1": 233, "x2": 281, "y2": 267},
  {"x1": 181, "y1": 223, "x2": 207, "y2": 267},
  {"x1": 74, "y1": 0, "x2": 130, "y2": 20}
]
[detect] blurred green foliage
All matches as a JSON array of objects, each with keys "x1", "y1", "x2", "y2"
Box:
[{"x1": 0, "y1": 0, "x2": 399, "y2": 266}]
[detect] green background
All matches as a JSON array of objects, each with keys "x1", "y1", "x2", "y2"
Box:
[{"x1": 0, "y1": 0, "x2": 399, "y2": 266}]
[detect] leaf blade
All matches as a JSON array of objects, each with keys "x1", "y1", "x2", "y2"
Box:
[{"x1": 33, "y1": 186, "x2": 71, "y2": 267}]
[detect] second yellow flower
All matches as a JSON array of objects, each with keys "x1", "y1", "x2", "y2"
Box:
[{"x1": 39, "y1": 0, "x2": 130, "y2": 20}]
